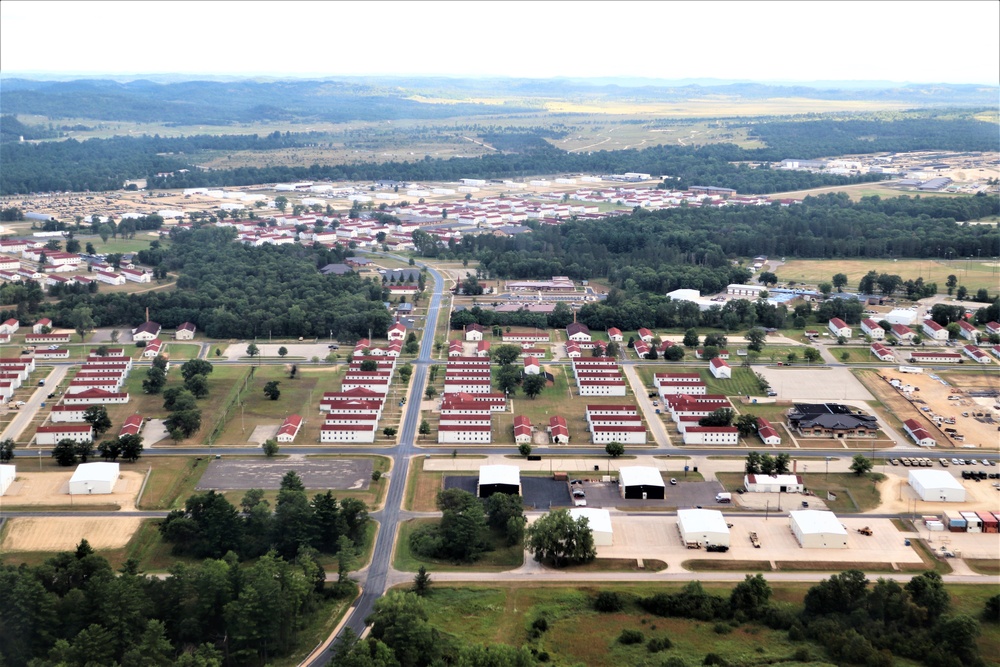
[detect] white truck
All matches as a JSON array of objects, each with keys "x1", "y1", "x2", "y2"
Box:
[{"x1": 715, "y1": 492, "x2": 732, "y2": 504}]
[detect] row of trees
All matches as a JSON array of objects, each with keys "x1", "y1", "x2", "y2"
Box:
[
  {"x1": 0, "y1": 540, "x2": 349, "y2": 667},
  {"x1": 160, "y1": 471, "x2": 368, "y2": 562}
]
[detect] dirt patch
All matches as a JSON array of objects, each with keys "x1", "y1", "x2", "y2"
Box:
[
  {"x1": 1, "y1": 471, "x2": 144, "y2": 510},
  {"x1": 859, "y1": 369, "x2": 1000, "y2": 451},
  {"x1": 3, "y1": 517, "x2": 142, "y2": 551}
]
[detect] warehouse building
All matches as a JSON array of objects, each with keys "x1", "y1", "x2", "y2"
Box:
[
  {"x1": 908, "y1": 469, "x2": 966, "y2": 503},
  {"x1": 618, "y1": 466, "x2": 665, "y2": 500},
  {"x1": 569, "y1": 507, "x2": 613, "y2": 546},
  {"x1": 677, "y1": 509, "x2": 731, "y2": 548},
  {"x1": 69, "y1": 462, "x2": 120, "y2": 495},
  {"x1": 789, "y1": 510, "x2": 848, "y2": 548},
  {"x1": 477, "y1": 465, "x2": 522, "y2": 498},
  {"x1": 0, "y1": 464, "x2": 14, "y2": 496}
]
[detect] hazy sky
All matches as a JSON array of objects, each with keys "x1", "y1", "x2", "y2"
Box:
[{"x1": 2, "y1": 1, "x2": 998, "y2": 84}]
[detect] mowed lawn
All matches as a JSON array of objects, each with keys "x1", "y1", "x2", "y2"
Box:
[
  {"x1": 776, "y1": 258, "x2": 999, "y2": 293},
  {"x1": 633, "y1": 364, "x2": 764, "y2": 398},
  {"x1": 108, "y1": 365, "x2": 251, "y2": 445},
  {"x1": 213, "y1": 365, "x2": 343, "y2": 446}
]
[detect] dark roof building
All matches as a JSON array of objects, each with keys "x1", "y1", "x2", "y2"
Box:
[{"x1": 320, "y1": 263, "x2": 353, "y2": 275}]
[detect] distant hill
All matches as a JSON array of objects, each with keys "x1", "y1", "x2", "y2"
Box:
[{"x1": 0, "y1": 77, "x2": 995, "y2": 126}]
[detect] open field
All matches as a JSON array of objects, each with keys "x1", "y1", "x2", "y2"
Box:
[
  {"x1": 414, "y1": 582, "x2": 998, "y2": 667},
  {"x1": 2, "y1": 517, "x2": 141, "y2": 551},
  {"x1": 776, "y1": 258, "x2": 1000, "y2": 293}
]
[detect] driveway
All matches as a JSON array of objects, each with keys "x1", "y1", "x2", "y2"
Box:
[{"x1": 1, "y1": 366, "x2": 70, "y2": 443}]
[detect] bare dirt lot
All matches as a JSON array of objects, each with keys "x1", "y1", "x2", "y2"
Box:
[
  {"x1": 2, "y1": 517, "x2": 142, "y2": 552},
  {"x1": 1, "y1": 471, "x2": 144, "y2": 509},
  {"x1": 859, "y1": 369, "x2": 1000, "y2": 453}
]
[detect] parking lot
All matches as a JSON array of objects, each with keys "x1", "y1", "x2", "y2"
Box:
[
  {"x1": 443, "y1": 476, "x2": 726, "y2": 510},
  {"x1": 594, "y1": 516, "x2": 924, "y2": 566},
  {"x1": 197, "y1": 458, "x2": 372, "y2": 490}
]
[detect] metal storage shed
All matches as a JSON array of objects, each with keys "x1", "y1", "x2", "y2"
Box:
[
  {"x1": 677, "y1": 509, "x2": 731, "y2": 548},
  {"x1": 0, "y1": 464, "x2": 14, "y2": 496},
  {"x1": 477, "y1": 465, "x2": 521, "y2": 498},
  {"x1": 789, "y1": 510, "x2": 848, "y2": 548},
  {"x1": 68, "y1": 462, "x2": 120, "y2": 495},
  {"x1": 569, "y1": 507, "x2": 613, "y2": 546},
  {"x1": 743, "y1": 474, "x2": 804, "y2": 493},
  {"x1": 618, "y1": 466, "x2": 665, "y2": 500},
  {"x1": 908, "y1": 469, "x2": 966, "y2": 503}
]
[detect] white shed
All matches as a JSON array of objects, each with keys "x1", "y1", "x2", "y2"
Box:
[
  {"x1": 69, "y1": 462, "x2": 120, "y2": 495},
  {"x1": 677, "y1": 509, "x2": 731, "y2": 548},
  {"x1": 0, "y1": 464, "x2": 14, "y2": 496},
  {"x1": 789, "y1": 510, "x2": 848, "y2": 548},
  {"x1": 569, "y1": 507, "x2": 613, "y2": 546},
  {"x1": 908, "y1": 469, "x2": 966, "y2": 503},
  {"x1": 477, "y1": 465, "x2": 522, "y2": 498},
  {"x1": 743, "y1": 474, "x2": 804, "y2": 493}
]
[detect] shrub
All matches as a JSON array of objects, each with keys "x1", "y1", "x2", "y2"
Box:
[
  {"x1": 788, "y1": 622, "x2": 805, "y2": 641},
  {"x1": 617, "y1": 629, "x2": 644, "y2": 645},
  {"x1": 531, "y1": 617, "x2": 548, "y2": 633},
  {"x1": 595, "y1": 591, "x2": 624, "y2": 612},
  {"x1": 663, "y1": 659, "x2": 687, "y2": 667},
  {"x1": 792, "y1": 647, "x2": 811, "y2": 662},
  {"x1": 703, "y1": 654, "x2": 727, "y2": 666},
  {"x1": 408, "y1": 524, "x2": 443, "y2": 558},
  {"x1": 713, "y1": 622, "x2": 732, "y2": 634},
  {"x1": 647, "y1": 637, "x2": 672, "y2": 653}
]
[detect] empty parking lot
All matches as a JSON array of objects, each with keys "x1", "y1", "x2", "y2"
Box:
[{"x1": 197, "y1": 458, "x2": 372, "y2": 490}]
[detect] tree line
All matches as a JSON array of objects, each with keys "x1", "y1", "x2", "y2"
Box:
[
  {"x1": 159, "y1": 470, "x2": 369, "y2": 563},
  {"x1": 0, "y1": 539, "x2": 352, "y2": 667},
  {"x1": 31, "y1": 226, "x2": 392, "y2": 341}
]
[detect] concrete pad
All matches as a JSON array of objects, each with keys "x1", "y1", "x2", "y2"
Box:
[
  {"x1": 760, "y1": 367, "x2": 874, "y2": 402},
  {"x1": 249, "y1": 424, "x2": 279, "y2": 445}
]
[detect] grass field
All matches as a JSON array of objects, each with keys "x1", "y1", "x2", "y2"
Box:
[
  {"x1": 414, "y1": 582, "x2": 997, "y2": 667},
  {"x1": 136, "y1": 456, "x2": 210, "y2": 510},
  {"x1": 393, "y1": 518, "x2": 524, "y2": 572},
  {"x1": 776, "y1": 258, "x2": 999, "y2": 293}
]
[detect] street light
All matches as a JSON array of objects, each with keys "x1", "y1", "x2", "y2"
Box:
[{"x1": 825, "y1": 456, "x2": 834, "y2": 479}]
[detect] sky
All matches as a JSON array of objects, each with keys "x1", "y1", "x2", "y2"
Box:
[{"x1": 2, "y1": 1, "x2": 999, "y2": 85}]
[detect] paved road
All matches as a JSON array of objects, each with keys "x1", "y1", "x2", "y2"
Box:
[
  {"x1": 310, "y1": 256, "x2": 447, "y2": 663},
  {"x1": 621, "y1": 363, "x2": 672, "y2": 447},
  {"x1": 0, "y1": 365, "x2": 69, "y2": 442}
]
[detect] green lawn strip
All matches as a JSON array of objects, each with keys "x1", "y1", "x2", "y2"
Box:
[
  {"x1": 136, "y1": 456, "x2": 211, "y2": 510},
  {"x1": 682, "y1": 559, "x2": 773, "y2": 572},
  {"x1": 393, "y1": 518, "x2": 523, "y2": 572},
  {"x1": 549, "y1": 558, "x2": 667, "y2": 573},
  {"x1": 965, "y1": 559, "x2": 1000, "y2": 576},
  {"x1": 405, "y1": 466, "x2": 446, "y2": 512},
  {"x1": 716, "y1": 471, "x2": 882, "y2": 513}
]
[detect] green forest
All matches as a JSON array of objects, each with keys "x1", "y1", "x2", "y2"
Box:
[
  {"x1": 17, "y1": 226, "x2": 394, "y2": 340},
  {"x1": 2, "y1": 113, "x2": 997, "y2": 195},
  {"x1": 440, "y1": 193, "x2": 999, "y2": 282}
]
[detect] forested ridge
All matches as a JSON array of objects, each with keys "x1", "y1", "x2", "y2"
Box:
[
  {"x1": 445, "y1": 193, "x2": 999, "y2": 286},
  {"x1": 34, "y1": 226, "x2": 393, "y2": 339},
  {"x1": 3, "y1": 114, "x2": 998, "y2": 195}
]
